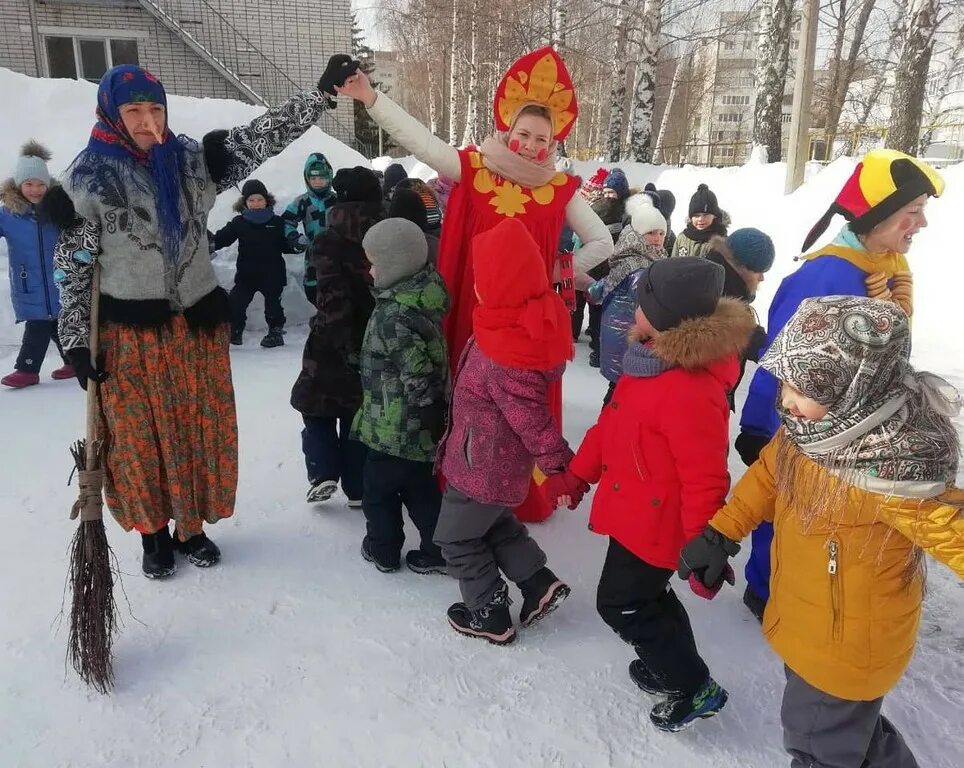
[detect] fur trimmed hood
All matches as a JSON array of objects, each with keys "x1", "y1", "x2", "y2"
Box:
[
  {"x1": 1, "y1": 177, "x2": 60, "y2": 216},
  {"x1": 649, "y1": 296, "x2": 757, "y2": 370}
]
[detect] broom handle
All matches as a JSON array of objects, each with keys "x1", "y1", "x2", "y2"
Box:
[{"x1": 84, "y1": 263, "x2": 101, "y2": 473}]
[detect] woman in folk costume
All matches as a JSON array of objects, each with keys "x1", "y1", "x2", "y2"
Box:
[
  {"x1": 337, "y1": 47, "x2": 613, "y2": 522},
  {"x1": 49, "y1": 58, "x2": 357, "y2": 578},
  {"x1": 734, "y1": 149, "x2": 944, "y2": 621}
]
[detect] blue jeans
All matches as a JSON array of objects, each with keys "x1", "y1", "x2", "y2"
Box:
[{"x1": 301, "y1": 415, "x2": 367, "y2": 501}]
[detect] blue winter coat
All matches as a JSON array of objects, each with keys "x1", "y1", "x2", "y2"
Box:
[
  {"x1": 0, "y1": 181, "x2": 61, "y2": 322},
  {"x1": 590, "y1": 270, "x2": 643, "y2": 383}
]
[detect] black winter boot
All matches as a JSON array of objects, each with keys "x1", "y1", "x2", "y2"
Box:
[
  {"x1": 628, "y1": 659, "x2": 670, "y2": 696},
  {"x1": 518, "y1": 567, "x2": 570, "y2": 627},
  {"x1": 173, "y1": 530, "x2": 221, "y2": 567},
  {"x1": 361, "y1": 536, "x2": 400, "y2": 573},
  {"x1": 649, "y1": 677, "x2": 728, "y2": 732},
  {"x1": 260, "y1": 327, "x2": 284, "y2": 348},
  {"x1": 141, "y1": 526, "x2": 176, "y2": 579},
  {"x1": 405, "y1": 549, "x2": 448, "y2": 575},
  {"x1": 230, "y1": 328, "x2": 243, "y2": 346},
  {"x1": 447, "y1": 583, "x2": 515, "y2": 645}
]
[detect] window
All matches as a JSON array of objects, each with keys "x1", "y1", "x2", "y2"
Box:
[
  {"x1": 715, "y1": 146, "x2": 736, "y2": 159},
  {"x1": 781, "y1": 113, "x2": 793, "y2": 124},
  {"x1": 45, "y1": 35, "x2": 140, "y2": 82},
  {"x1": 720, "y1": 94, "x2": 751, "y2": 106},
  {"x1": 724, "y1": 40, "x2": 735, "y2": 51},
  {"x1": 718, "y1": 112, "x2": 744, "y2": 124}
]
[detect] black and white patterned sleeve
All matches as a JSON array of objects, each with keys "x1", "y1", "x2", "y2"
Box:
[
  {"x1": 53, "y1": 218, "x2": 101, "y2": 352},
  {"x1": 204, "y1": 90, "x2": 330, "y2": 193}
]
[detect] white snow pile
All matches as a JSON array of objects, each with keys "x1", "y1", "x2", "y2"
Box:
[
  {"x1": 1, "y1": 69, "x2": 963, "y2": 768},
  {"x1": 0, "y1": 67, "x2": 367, "y2": 340}
]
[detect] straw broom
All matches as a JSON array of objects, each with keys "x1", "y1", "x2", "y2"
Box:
[{"x1": 66, "y1": 263, "x2": 118, "y2": 693}]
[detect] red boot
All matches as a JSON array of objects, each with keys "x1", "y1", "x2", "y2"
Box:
[
  {"x1": 50, "y1": 364, "x2": 76, "y2": 380},
  {"x1": 1, "y1": 371, "x2": 40, "y2": 388}
]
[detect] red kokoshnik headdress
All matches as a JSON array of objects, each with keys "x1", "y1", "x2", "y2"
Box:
[{"x1": 494, "y1": 47, "x2": 578, "y2": 142}]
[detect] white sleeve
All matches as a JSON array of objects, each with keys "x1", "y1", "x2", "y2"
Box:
[
  {"x1": 367, "y1": 94, "x2": 462, "y2": 181},
  {"x1": 566, "y1": 194, "x2": 613, "y2": 273}
]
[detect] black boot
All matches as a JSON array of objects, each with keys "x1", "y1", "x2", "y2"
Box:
[
  {"x1": 650, "y1": 677, "x2": 728, "y2": 732},
  {"x1": 361, "y1": 536, "x2": 400, "y2": 573},
  {"x1": 628, "y1": 659, "x2": 670, "y2": 696},
  {"x1": 742, "y1": 585, "x2": 766, "y2": 624},
  {"x1": 141, "y1": 525, "x2": 176, "y2": 579},
  {"x1": 405, "y1": 548, "x2": 448, "y2": 575},
  {"x1": 230, "y1": 328, "x2": 243, "y2": 346},
  {"x1": 173, "y1": 530, "x2": 221, "y2": 567},
  {"x1": 518, "y1": 567, "x2": 570, "y2": 627},
  {"x1": 260, "y1": 327, "x2": 284, "y2": 348},
  {"x1": 447, "y1": 583, "x2": 516, "y2": 645}
]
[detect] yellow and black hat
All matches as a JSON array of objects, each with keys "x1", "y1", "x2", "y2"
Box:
[{"x1": 802, "y1": 150, "x2": 944, "y2": 251}]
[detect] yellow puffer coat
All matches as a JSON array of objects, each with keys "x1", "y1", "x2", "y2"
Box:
[{"x1": 710, "y1": 440, "x2": 964, "y2": 702}]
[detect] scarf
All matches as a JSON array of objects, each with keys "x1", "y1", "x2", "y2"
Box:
[
  {"x1": 72, "y1": 65, "x2": 185, "y2": 263},
  {"x1": 681, "y1": 217, "x2": 727, "y2": 244},
  {"x1": 602, "y1": 231, "x2": 665, "y2": 299},
  {"x1": 761, "y1": 296, "x2": 960, "y2": 513},
  {"x1": 479, "y1": 134, "x2": 558, "y2": 189},
  {"x1": 474, "y1": 293, "x2": 573, "y2": 371},
  {"x1": 622, "y1": 340, "x2": 673, "y2": 378},
  {"x1": 242, "y1": 208, "x2": 275, "y2": 225}
]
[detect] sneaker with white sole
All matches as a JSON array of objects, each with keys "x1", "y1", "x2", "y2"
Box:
[{"x1": 307, "y1": 479, "x2": 338, "y2": 503}]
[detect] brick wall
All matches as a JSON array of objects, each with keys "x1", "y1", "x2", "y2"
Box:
[{"x1": 0, "y1": 0, "x2": 41, "y2": 77}]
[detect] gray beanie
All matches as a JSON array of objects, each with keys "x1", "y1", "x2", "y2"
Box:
[
  {"x1": 14, "y1": 140, "x2": 52, "y2": 186},
  {"x1": 635, "y1": 257, "x2": 724, "y2": 332},
  {"x1": 363, "y1": 218, "x2": 428, "y2": 289}
]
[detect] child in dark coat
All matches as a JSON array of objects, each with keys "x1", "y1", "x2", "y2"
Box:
[
  {"x1": 211, "y1": 179, "x2": 298, "y2": 348},
  {"x1": 351, "y1": 217, "x2": 450, "y2": 575},
  {"x1": 290, "y1": 166, "x2": 382, "y2": 505},
  {"x1": 545, "y1": 258, "x2": 756, "y2": 732},
  {"x1": 434, "y1": 218, "x2": 579, "y2": 646},
  {"x1": 672, "y1": 184, "x2": 729, "y2": 258}
]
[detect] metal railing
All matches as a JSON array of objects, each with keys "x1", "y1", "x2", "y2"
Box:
[{"x1": 137, "y1": 0, "x2": 373, "y2": 157}]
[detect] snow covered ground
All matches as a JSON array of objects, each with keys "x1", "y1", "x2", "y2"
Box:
[{"x1": 1, "y1": 68, "x2": 962, "y2": 767}]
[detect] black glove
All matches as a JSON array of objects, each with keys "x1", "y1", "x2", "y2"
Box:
[
  {"x1": 318, "y1": 54, "x2": 360, "y2": 98},
  {"x1": 735, "y1": 430, "x2": 770, "y2": 467},
  {"x1": 66, "y1": 347, "x2": 108, "y2": 391},
  {"x1": 678, "y1": 526, "x2": 741, "y2": 589},
  {"x1": 40, "y1": 185, "x2": 81, "y2": 229}
]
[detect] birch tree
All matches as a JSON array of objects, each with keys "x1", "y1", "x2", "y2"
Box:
[
  {"x1": 823, "y1": 0, "x2": 878, "y2": 152},
  {"x1": 448, "y1": 0, "x2": 462, "y2": 145},
  {"x1": 888, "y1": 0, "x2": 941, "y2": 154},
  {"x1": 627, "y1": 0, "x2": 662, "y2": 161},
  {"x1": 461, "y1": 0, "x2": 480, "y2": 146},
  {"x1": 606, "y1": 0, "x2": 631, "y2": 161},
  {"x1": 752, "y1": 0, "x2": 793, "y2": 162}
]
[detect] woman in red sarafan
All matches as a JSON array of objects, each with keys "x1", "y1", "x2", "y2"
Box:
[{"x1": 337, "y1": 47, "x2": 613, "y2": 522}]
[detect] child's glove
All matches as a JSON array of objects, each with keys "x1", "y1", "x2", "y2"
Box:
[
  {"x1": 543, "y1": 469, "x2": 589, "y2": 510},
  {"x1": 318, "y1": 54, "x2": 359, "y2": 100},
  {"x1": 678, "y1": 526, "x2": 741, "y2": 600},
  {"x1": 734, "y1": 430, "x2": 769, "y2": 467},
  {"x1": 66, "y1": 347, "x2": 108, "y2": 391},
  {"x1": 40, "y1": 186, "x2": 81, "y2": 229}
]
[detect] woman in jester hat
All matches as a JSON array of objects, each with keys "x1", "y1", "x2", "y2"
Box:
[
  {"x1": 47, "y1": 58, "x2": 358, "y2": 579},
  {"x1": 337, "y1": 47, "x2": 613, "y2": 522}
]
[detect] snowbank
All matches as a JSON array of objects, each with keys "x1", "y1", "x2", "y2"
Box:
[{"x1": 0, "y1": 67, "x2": 368, "y2": 340}]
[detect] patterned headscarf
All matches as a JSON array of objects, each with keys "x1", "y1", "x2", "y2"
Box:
[
  {"x1": 761, "y1": 296, "x2": 960, "y2": 499},
  {"x1": 72, "y1": 65, "x2": 185, "y2": 263}
]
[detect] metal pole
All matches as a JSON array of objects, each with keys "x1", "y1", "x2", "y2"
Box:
[
  {"x1": 378, "y1": 124, "x2": 384, "y2": 157},
  {"x1": 785, "y1": 0, "x2": 820, "y2": 193}
]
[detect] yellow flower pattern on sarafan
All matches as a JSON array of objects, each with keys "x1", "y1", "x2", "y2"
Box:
[
  {"x1": 470, "y1": 152, "x2": 571, "y2": 217},
  {"x1": 494, "y1": 47, "x2": 578, "y2": 141}
]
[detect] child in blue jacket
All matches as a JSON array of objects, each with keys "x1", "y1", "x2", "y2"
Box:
[
  {"x1": 282, "y1": 153, "x2": 337, "y2": 304},
  {"x1": 1, "y1": 141, "x2": 72, "y2": 388}
]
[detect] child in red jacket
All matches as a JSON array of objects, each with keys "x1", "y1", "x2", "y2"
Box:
[
  {"x1": 434, "y1": 218, "x2": 583, "y2": 646},
  {"x1": 545, "y1": 257, "x2": 755, "y2": 732}
]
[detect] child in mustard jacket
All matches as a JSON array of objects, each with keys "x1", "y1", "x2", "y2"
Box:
[{"x1": 679, "y1": 295, "x2": 963, "y2": 767}]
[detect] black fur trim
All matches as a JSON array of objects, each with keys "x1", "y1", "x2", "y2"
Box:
[
  {"x1": 183, "y1": 287, "x2": 231, "y2": 330},
  {"x1": 40, "y1": 185, "x2": 81, "y2": 229},
  {"x1": 202, "y1": 129, "x2": 232, "y2": 186},
  {"x1": 100, "y1": 294, "x2": 173, "y2": 327}
]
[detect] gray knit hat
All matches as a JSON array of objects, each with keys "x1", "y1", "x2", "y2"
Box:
[
  {"x1": 363, "y1": 218, "x2": 428, "y2": 289},
  {"x1": 14, "y1": 140, "x2": 52, "y2": 186}
]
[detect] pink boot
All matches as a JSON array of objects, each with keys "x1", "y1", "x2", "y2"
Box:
[
  {"x1": 1, "y1": 371, "x2": 40, "y2": 389},
  {"x1": 50, "y1": 364, "x2": 76, "y2": 380}
]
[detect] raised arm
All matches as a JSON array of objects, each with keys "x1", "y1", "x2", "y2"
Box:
[
  {"x1": 202, "y1": 90, "x2": 331, "y2": 193},
  {"x1": 336, "y1": 70, "x2": 461, "y2": 181}
]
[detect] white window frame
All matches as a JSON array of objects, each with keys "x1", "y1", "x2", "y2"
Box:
[{"x1": 39, "y1": 27, "x2": 147, "y2": 81}]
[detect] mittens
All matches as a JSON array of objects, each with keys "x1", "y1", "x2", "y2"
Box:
[
  {"x1": 678, "y1": 526, "x2": 741, "y2": 599},
  {"x1": 318, "y1": 54, "x2": 360, "y2": 98},
  {"x1": 734, "y1": 430, "x2": 769, "y2": 467},
  {"x1": 66, "y1": 347, "x2": 108, "y2": 391},
  {"x1": 543, "y1": 469, "x2": 590, "y2": 510},
  {"x1": 40, "y1": 186, "x2": 82, "y2": 230}
]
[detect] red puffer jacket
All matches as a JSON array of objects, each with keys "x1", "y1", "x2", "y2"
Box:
[{"x1": 569, "y1": 298, "x2": 756, "y2": 569}]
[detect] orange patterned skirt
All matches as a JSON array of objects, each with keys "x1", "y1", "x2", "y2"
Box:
[{"x1": 98, "y1": 316, "x2": 238, "y2": 536}]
